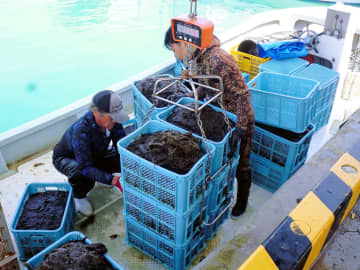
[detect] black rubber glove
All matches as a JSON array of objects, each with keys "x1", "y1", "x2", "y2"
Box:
[{"x1": 228, "y1": 127, "x2": 245, "y2": 158}]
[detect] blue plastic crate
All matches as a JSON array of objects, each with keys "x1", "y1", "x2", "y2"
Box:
[
  {"x1": 123, "y1": 185, "x2": 207, "y2": 245},
  {"x1": 259, "y1": 58, "x2": 309, "y2": 75},
  {"x1": 10, "y1": 183, "x2": 75, "y2": 260},
  {"x1": 156, "y1": 97, "x2": 239, "y2": 175},
  {"x1": 250, "y1": 152, "x2": 304, "y2": 193},
  {"x1": 248, "y1": 72, "x2": 319, "y2": 132},
  {"x1": 294, "y1": 63, "x2": 339, "y2": 130},
  {"x1": 132, "y1": 75, "x2": 189, "y2": 127},
  {"x1": 251, "y1": 123, "x2": 315, "y2": 176},
  {"x1": 117, "y1": 120, "x2": 215, "y2": 214},
  {"x1": 242, "y1": 72, "x2": 250, "y2": 83},
  {"x1": 126, "y1": 216, "x2": 206, "y2": 270},
  {"x1": 312, "y1": 105, "x2": 333, "y2": 132},
  {"x1": 24, "y1": 231, "x2": 124, "y2": 270}
]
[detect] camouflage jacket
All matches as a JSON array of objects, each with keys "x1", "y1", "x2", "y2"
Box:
[{"x1": 192, "y1": 36, "x2": 254, "y2": 134}]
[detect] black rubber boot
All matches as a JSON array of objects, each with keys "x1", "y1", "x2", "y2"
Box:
[{"x1": 231, "y1": 170, "x2": 251, "y2": 219}]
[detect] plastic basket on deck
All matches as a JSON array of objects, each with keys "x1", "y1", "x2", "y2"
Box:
[
  {"x1": 259, "y1": 58, "x2": 309, "y2": 75},
  {"x1": 132, "y1": 74, "x2": 189, "y2": 127},
  {"x1": 126, "y1": 216, "x2": 206, "y2": 270},
  {"x1": 10, "y1": 183, "x2": 75, "y2": 260},
  {"x1": 123, "y1": 185, "x2": 207, "y2": 245},
  {"x1": 248, "y1": 72, "x2": 319, "y2": 133},
  {"x1": 156, "y1": 97, "x2": 239, "y2": 175},
  {"x1": 117, "y1": 120, "x2": 215, "y2": 214},
  {"x1": 293, "y1": 63, "x2": 339, "y2": 131},
  {"x1": 230, "y1": 44, "x2": 270, "y2": 79},
  {"x1": 24, "y1": 231, "x2": 124, "y2": 270},
  {"x1": 251, "y1": 123, "x2": 315, "y2": 192}
]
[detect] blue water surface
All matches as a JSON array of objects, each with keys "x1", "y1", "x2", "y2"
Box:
[{"x1": 0, "y1": 0, "x2": 328, "y2": 133}]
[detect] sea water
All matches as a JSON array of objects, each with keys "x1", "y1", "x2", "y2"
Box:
[{"x1": 0, "y1": 0, "x2": 328, "y2": 133}]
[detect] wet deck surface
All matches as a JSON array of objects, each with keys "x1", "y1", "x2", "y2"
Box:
[{"x1": 0, "y1": 150, "x2": 272, "y2": 269}]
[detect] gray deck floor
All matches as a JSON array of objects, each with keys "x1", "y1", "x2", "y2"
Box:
[{"x1": 0, "y1": 150, "x2": 272, "y2": 269}]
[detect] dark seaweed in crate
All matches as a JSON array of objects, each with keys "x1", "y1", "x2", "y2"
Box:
[
  {"x1": 166, "y1": 103, "x2": 235, "y2": 142},
  {"x1": 135, "y1": 77, "x2": 189, "y2": 108},
  {"x1": 16, "y1": 191, "x2": 68, "y2": 230},
  {"x1": 256, "y1": 122, "x2": 311, "y2": 142},
  {"x1": 127, "y1": 130, "x2": 204, "y2": 174},
  {"x1": 38, "y1": 241, "x2": 115, "y2": 270}
]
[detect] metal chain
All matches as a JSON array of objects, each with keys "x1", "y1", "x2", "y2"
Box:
[{"x1": 141, "y1": 104, "x2": 155, "y2": 126}]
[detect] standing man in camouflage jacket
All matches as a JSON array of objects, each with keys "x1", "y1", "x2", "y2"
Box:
[{"x1": 164, "y1": 27, "x2": 255, "y2": 219}]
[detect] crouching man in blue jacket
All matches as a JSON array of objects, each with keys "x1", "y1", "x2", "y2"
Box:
[{"x1": 53, "y1": 90, "x2": 128, "y2": 216}]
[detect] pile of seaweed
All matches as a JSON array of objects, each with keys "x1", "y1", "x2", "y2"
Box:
[
  {"x1": 127, "y1": 130, "x2": 203, "y2": 174},
  {"x1": 38, "y1": 241, "x2": 115, "y2": 270},
  {"x1": 135, "y1": 76, "x2": 188, "y2": 107},
  {"x1": 16, "y1": 191, "x2": 68, "y2": 230},
  {"x1": 166, "y1": 103, "x2": 235, "y2": 142}
]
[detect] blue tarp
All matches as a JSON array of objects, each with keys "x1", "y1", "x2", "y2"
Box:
[{"x1": 258, "y1": 41, "x2": 307, "y2": 59}]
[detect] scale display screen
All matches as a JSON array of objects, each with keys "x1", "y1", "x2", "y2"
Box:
[
  {"x1": 177, "y1": 24, "x2": 200, "y2": 38},
  {"x1": 173, "y1": 20, "x2": 202, "y2": 47}
]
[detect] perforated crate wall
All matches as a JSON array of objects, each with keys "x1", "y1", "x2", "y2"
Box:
[
  {"x1": 250, "y1": 153, "x2": 303, "y2": 193},
  {"x1": 294, "y1": 63, "x2": 339, "y2": 131},
  {"x1": 251, "y1": 123, "x2": 315, "y2": 176},
  {"x1": 156, "y1": 97, "x2": 239, "y2": 175},
  {"x1": 10, "y1": 183, "x2": 75, "y2": 260},
  {"x1": 259, "y1": 58, "x2": 309, "y2": 75},
  {"x1": 132, "y1": 75, "x2": 190, "y2": 127},
  {"x1": 123, "y1": 185, "x2": 207, "y2": 245},
  {"x1": 24, "y1": 231, "x2": 124, "y2": 270},
  {"x1": 126, "y1": 216, "x2": 206, "y2": 270},
  {"x1": 248, "y1": 72, "x2": 319, "y2": 133},
  {"x1": 230, "y1": 44, "x2": 271, "y2": 79},
  {"x1": 118, "y1": 120, "x2": 215, "y2": 214}
]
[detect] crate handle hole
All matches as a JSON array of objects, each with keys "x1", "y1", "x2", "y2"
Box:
[{"x1": 341, "y1": 164, "x2": 357, "y2": 174}]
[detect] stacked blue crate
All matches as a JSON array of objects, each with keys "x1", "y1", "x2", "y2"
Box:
[
  {"x1": 248, "y1": 72, "x2": 319, "y2": 133},
  {"x1": 10, "y1": 183, "x2": 75, "y2": 260},
  {"x1": 156, "y1": 97, "x2": 240, "y2": 240},
  {"x1": 293, "y1": 64, "x2": 339, "y2": 131},
  {"x1": 24, "y1": 231, "x2": 124, "y2": 270},
  {"x1": 117, "y1": 120, "x2": 215, "y2": 270},
  {"x1": 250, "y1": 123, "x2": 315, "y2": 192},
  {"x1": 132, "y1": 75, "x2": 189, "y2": 128},
  {"x1": 156, "y1": 97, "x2": 238, "y2": 175},
  {"x1": 259, "y1": 58, "x2": 309, "y2": 75}
]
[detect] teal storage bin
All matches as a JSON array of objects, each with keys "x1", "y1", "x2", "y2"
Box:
[
  {"x1": 10, "y1": 183, "x2": 75, "y2": 260},
  {"x1": 24, "y1": 231, "x2": 124, "y2": 270},
  {"x1": 156, "y1": 97, "x2": 239, "y2": 175},
  {"x1": 251, "y1": 123, "x2": 315, "y2": 192},
  {"x1": 248, "y1": 72, "x2": 319, "y2": 132},
  {"x1": 117, "y1": 120, "x2": 215, "y2": 214},
  {"x1": 132, "y1": 75, "x2": 189, "y2": 128},
  {"x1": 259, "y1": 58, "x2": 309, "y2": 75},
  {"x1": 293, "y1": 63, "x2": 339, "y2": 131},
  {"x1": 126, "y1": 216, "x2": 206, "y2": 270}
]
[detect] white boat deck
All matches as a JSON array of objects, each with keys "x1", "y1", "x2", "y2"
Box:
[{"x1": 0, "y1": 149, "x2": 272, "y2": 270}]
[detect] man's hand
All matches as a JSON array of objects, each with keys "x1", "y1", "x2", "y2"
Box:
[
  {"x1": 228, "y1": 127, "x2": 245, "y2": 158},
  {"x1": 112, "y1": 174, "x2": 123, "y2": 192},
  {"x1": 112, "y1": 175, "x2": 121, "y2": 185}
]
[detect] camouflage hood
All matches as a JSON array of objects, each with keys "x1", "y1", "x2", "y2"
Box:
[{"x1": 194, "y1": 35, "x2": 221, "y2": 58}]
